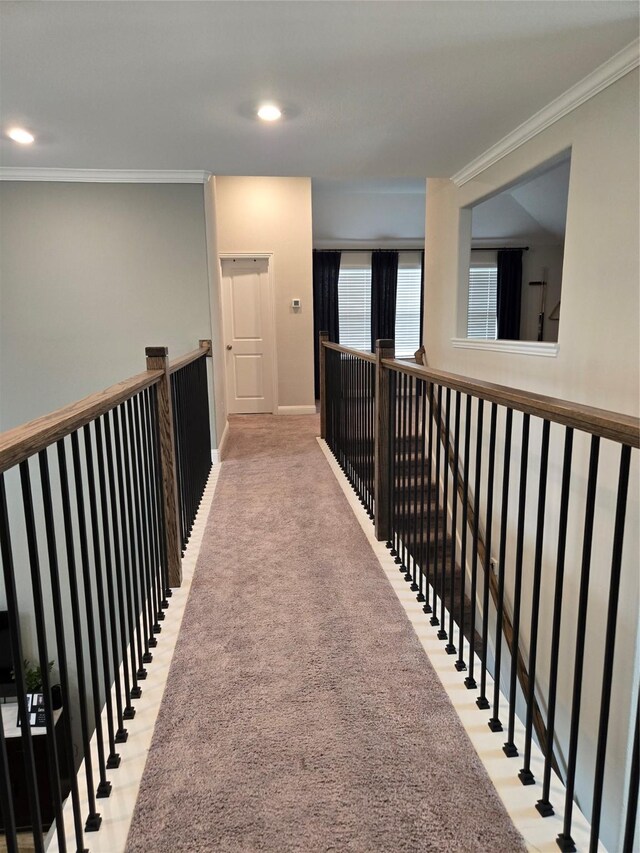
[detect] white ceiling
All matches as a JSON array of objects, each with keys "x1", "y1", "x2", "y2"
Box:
[{"x1": 0, "y1": 2, "x2": 637, "y2": 178}]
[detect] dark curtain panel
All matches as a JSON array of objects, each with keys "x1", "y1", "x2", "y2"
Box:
[
  {"x1": 313, "y1": 250, "x2": 341, "y2": 398},
  {"x1": 496, "y1": 249, "x2": 523, "y2": 340},
  {"x1": 371, "y1": 249, "x2": 399, "y2": 351}
]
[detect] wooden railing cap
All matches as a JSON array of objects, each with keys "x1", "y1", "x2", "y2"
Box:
[
  {"x1": 381, "y1": 358, "x2": 640, "y2": 448},
  {"x1": 146, "y1": 346, "x2": 169, "y2": 358}
]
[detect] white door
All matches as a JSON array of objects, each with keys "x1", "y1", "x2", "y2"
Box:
[{"x1": 221, "y1": 257, "x2": 275, "y2": 414}]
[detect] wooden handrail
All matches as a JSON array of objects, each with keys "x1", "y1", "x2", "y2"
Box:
[
  {"x1": 0, "y1": 369, "x2": 163, "y2": 475},
  {"x1": 382, "y1": 359, "x2": 640, "y2": 447},
  {"x1": 168, "y1": 339, "x2": 211, "y2": 375},
  {"x1": 322, "y1": 341, "x2": 377, "y2": 363}
]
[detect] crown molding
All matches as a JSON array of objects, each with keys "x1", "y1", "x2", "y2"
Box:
[
  {"x1": 452, "y1": 38, "x2": 640, "y2": 187},
  {"x1": 0, "y1": 168, "x2": 211, "y2": 183}
]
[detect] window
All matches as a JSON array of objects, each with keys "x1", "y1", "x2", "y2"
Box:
[
  {"x1": 337, "y1": 251, "x2": 422, "y2": 354},
  {"x1": 394, "y1": 253, "x2": 422, "y2": 356},
  {"x1": 338, "y1": 262, "x2": 371, "y2": 351},
  {"x1": 467, "y1": 263, "x2": 497, "y2": 339}
]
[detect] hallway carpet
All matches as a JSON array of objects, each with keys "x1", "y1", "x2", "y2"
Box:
[{"x1": 126, "y1": 415, "x2": 525, "y2": 853}]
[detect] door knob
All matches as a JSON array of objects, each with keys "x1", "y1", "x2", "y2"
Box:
[{"x1": 226, "y1": 344, "x2": 233, "y2": 350}]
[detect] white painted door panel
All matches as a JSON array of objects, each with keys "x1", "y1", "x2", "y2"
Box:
[{"x1": 221, "y1": 258, "x2": 274, "y2": 414}]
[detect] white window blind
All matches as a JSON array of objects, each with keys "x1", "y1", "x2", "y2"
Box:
[
  {"x1": 338, "y1": 264, "x2": 372, "y2": 351},
  {"x1": 394, "y1": 254, "x2": 422, "y2": 356},
  {"x1": 467, "y1": 264, "x2": 497, "y2": 339}
]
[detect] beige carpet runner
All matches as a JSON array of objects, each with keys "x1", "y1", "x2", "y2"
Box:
[{"x1": 126, "y1": 415, "x2": 524, "y2": 853}]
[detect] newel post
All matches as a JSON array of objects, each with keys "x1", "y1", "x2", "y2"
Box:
[
  {"x1": 374, "y1": 339, "x2": 395, "y2": 542},
  {"x1": 319, "y1": 331, "x2": 329, "y2": 440},
  {"x1": 145, "y1": 346, "x2": 182, "y2": 588}
]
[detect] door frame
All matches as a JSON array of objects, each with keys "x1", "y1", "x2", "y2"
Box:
[{"x1": 218, "y1": 252, "x2": 278, "y2": 415}]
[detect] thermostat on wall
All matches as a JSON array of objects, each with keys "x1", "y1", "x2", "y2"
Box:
[{"x1": 291, "y1": 298, "x2": 301, "y2": 309}]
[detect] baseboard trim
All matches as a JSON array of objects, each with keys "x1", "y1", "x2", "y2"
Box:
[
  {"x1": 276, "y1": 405, "x2": 317, "y2": 416},
  {"x1": 215, "y1": 419, "x2": 229, "y2": 461}
]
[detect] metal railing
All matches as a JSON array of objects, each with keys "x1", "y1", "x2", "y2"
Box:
[
  {"x1": 0, "y1": 341, "x2": 212, "y2": 853},
  {"x1": 320, "y1": 333, "x2": 639, "y2": 853}
]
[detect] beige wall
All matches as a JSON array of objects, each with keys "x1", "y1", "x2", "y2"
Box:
[
  {"x1": 423, "y1": 70, "x2": 639, "y2": 852},
  {"x1": 425, "y1": 70, "x2": 639, "y2": 415},
  {"x1": 214, "y1": 176, "x2": 315, "y2": 412},
  {"x1": 0, "y1": 181, "x2": 212, "y2": 432}
]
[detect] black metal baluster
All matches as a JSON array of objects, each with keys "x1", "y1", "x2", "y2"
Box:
[
  {"x1": 93, "y1": 419, "x2": 128, "y2": 743},
  {"x1": 519, "y1": 419, "x2": 551, "y2": 782},
  {"x1": 132, "y1": 394, "x2": 158, "y2": 650},
  {"x1": 0, "y1": 474, "x2": 44, "y2": 853},
  {"x1": 587, "y1": 444, "x2": 632, "y2": 853},
  {"x1": 417, "y1": 381, "x2": 427, "y2": 604},
  {"x1": 536, "y1": 428, "x2": 574, "y2": 816},
  {"x1": 141, "y1": 390, "x2": 162, "y2": 633},
  {"x1": 102, "y1": 414, "x2": 135, "y2": 719},
  {"x1": 347, "y1": 355, "x2": 352, "y2": 485},
  {"x1": 369, "y1": 362, "x2": 375, "y2": 517},
  {"x1": 438, "y1": 386, "x2": 450, "y2": 639},
  {"x1": 391, "y1": 370, "x2": 401, "y2": 562},
  {"x1": 464, "y1": 397, "x2": 484, "y2": 690},
  {"x1": 357, "y1": 358, "x2": 363, "y2": 503},
  {"x1": 402, "y1": 373, "x2": 411, "y2": 578},
  {"x1": 121, "y1": 402, "x2": 149, "y2": 678},
  {"x1": 431, "y1": 385, "x2": 443, "y2": 628},
  {"x1": 477, "y1": 402, "x2": 497, "y2": 708},
  {"x1": 56, "y1": 439, "x2": 102, "y2": 829},
  {"x1": 409, "y1": 376, "x2": 420, "y2": 592},
  {"x1": 170, "y1": 375, "x2": 184, "y2": 550},
  {"x1": 406, "y1": 375, "x2": 416, "y2": 585},
  {"x1": 38, "y1": 450, "x2": 87, "y2": 852},
  {"x1": 70, "y1": 430, "x2": 112, "y2": 795},
  {"x1": 446, "y1": 391, "x2": 460, "y2": 655},
  {"x1": 556, "y1": 434, "x2": 600, "y2": 848},
  {"x1": 112, "y1": 407, "x2": 143, "y2": 699},
  {"x1": 456, "y1": 395, "x2": 472, "y2": 673},
  {"x1": 0, "y1": 704, "x2": 17, "y2": 853},
  {"x1": 503, "y1": 413, "x2": 530, "y2": 756},
  {"x1": 423, "y1": 382, "x2": 434, "y2": 616},
  {"x1": 488, "y1": 408, "x2": 513, "y2": 729},
  {"x1": 20, "y1": 460, "x2": 67, "y2": 850},
  {"x1": 622, "y1": 689, "x2": 639, "y2": 853},
  {"x1": 387, "y1": 368, "x2": 397, "y2": 555},
  {"x1": 395, "y1": 372, "x2": 406, "y2": 570}
]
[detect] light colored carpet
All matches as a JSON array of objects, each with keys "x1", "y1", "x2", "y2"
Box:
[{"x1": 126, "y1": 415, "x2": 525, "y2": 853}]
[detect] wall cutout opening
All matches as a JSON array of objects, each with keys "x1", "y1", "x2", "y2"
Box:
[{"x1": 466, "y1": 151, "x2": 570, "y2": 343}]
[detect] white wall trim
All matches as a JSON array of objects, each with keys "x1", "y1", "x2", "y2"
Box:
[
  {"x1": 277, "y1": 405, "x2": 317, "y2": 415},
  {"x1": 451, "y1": 38, "x2": 640, "y2": 186},
  {"x1": 451, "y1": 338, "x2": 559, "y2": 358},
  {"x1": 0, "y1": 168, "x2": 211, "y2": 183}
]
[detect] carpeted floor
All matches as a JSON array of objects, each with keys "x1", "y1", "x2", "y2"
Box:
[{"x1": 126, "y1": 415, "x2": 525, "y2": 853}]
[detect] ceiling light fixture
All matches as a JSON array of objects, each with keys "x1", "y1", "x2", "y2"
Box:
[
  {"x1": 8, "y1": 127, "x2": 34, "y2": 145},
  {"x1": 257, "y1": 104, "x2": 282, "y2": 122}
]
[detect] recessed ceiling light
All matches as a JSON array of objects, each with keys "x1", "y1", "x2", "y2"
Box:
[
  {"x1": 8, "y1": 127, "x2": 34, "y2": 145},
  {"x1": 257, "y1": 104, "x2": 282, "y2": 122}
]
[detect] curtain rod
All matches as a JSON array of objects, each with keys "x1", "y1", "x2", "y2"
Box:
[
  {"x1": 313, "y1": 248, "x2": 424, "y2": 252},
  {"x1": 471, "y1": 246, "x2": 529, "y2": 251}
]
